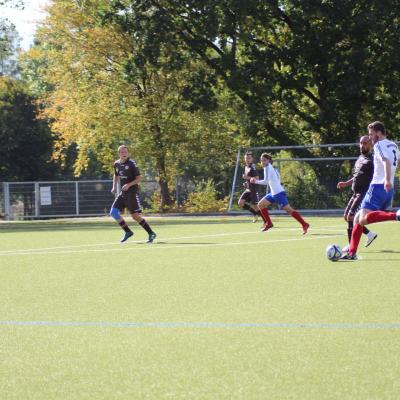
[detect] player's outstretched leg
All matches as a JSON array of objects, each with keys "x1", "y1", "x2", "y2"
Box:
[{"x1": 291, "y1": 210, "x2": 309, "y2": 234}]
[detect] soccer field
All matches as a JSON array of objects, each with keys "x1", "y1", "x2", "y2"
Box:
[{"x1": 1, "y1": 215, "x2": 400, "y2": 399}]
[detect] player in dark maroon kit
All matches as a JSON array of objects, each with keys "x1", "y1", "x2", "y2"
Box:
[
  {"x1": 337, "y1": 136, "x2": 377, "y2": 251},
  {"x1": 238, "y1": 152, "x2": 262, "y2": 222},
  {"x1": 110, "y1": 145, "x2": 156, "y2": 243}
]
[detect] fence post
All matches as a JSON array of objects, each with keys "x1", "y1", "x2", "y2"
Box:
[
  {"x1": 228, "y1": 148, "x2": 242, "y2": 211},
  {"x1": 3, "y1": 182, "x2": 10, "y2": 220},
  {"x1": 75, "y1": 181, "x2": 79, "y2": 216},
  {"x1": 34, "y1": 182, "x2": 40, "y2": 218}
]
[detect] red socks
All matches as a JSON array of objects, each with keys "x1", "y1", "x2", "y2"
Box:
[
  {"x1": 366, "y1": 211, "x2": 396, "y2": 224},
  {"x1": 291, "y1": 210, "x2": 307, "y2": 227},
  {"x1": 349, "y1": 223, "x2": 363, "y2": 255},
  {"x1": 260, "y1": 208, "x2": 272, "y2": 225}
]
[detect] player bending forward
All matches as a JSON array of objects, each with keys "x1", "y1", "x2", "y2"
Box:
[
  {"x1": 341, "y1": 121, "x2": 400, "y2": 260},
  {"x1": 110, "y1": 145, "x2": 157, "y2": 243},
  {"x1": 250, "y1": 153, "x2": 310, "y2": 234}
]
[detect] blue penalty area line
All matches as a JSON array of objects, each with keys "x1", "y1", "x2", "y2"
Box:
[{"x1": 1, "y1": 320, "x2": 400, "y2": 330}]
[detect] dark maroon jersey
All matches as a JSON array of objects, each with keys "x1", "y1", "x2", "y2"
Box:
[
  {"x1": 114, "y1": 158, "x2": 140, "y2": 192},
  {"x1": 352, "y1": 153, "x2": 373, "y2": 193},
  {"x1": 243, "y1": 163, "x2": 258, "y2": 192}
]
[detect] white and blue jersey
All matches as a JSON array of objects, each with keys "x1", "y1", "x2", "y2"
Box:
[
  {"x1": 256, "y1": 164, "x2": 289, "y2": 207},
  {"x1": 361, "y1": 139, "x2": 399, "y2": 211}
]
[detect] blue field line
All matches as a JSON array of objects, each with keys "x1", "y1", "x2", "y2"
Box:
[{"x1": 1, "y1": 320, "x2": 400, "y2": 330}]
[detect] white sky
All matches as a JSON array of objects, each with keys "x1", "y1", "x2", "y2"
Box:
[{"x1": 1, "y1": 0, "x2": 49, "y2": 50}]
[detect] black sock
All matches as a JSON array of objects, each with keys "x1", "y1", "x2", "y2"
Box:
[
  {"x1": 243, "y1": 203, "x2": 258, "y2": 216},
  {"x1": 347, "y1": 220, "x2": 353, "y2": 243},
  {"x1": 140, "y1": 219, "x2": 153, "y2": 234},
  {"x1": 119, "y1": 220, "x2": 132, "y2": 233},
  {"x1": 363, "y1": 226, "x2": 370, "y2": 234}
]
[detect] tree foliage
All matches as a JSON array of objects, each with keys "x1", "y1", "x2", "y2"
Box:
[
  {"x1": 101, "y1": 0, "x2": 400, "y2": 153},
  {"x1": 24, "y1": 0, "x2": 245, "y2": 208},
  {"x1": 0, "y1": 76, "x2": 54, "y2": 180}
]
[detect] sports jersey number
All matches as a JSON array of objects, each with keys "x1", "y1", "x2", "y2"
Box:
[{"x1": 393, "y1": 150, "x2": 398, "y2": 167}]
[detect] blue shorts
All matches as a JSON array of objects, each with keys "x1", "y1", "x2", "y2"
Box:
[
  {"x1": 264, "y1": 191, "x2": 289, "y2": 207},
  {"x1": 360, "y1": 184, "x2": 393, "y2": 211}
]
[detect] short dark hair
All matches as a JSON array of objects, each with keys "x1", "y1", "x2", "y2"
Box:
[
  {"x1": 368, "y1": 121, "x2": 386, "y2": 134},
  {"x1": 244, "y1": 151, "x2": 253, "y2": 156},
  {"x1": 260, "y1": 153, "x2": 273, "y2": 162}
]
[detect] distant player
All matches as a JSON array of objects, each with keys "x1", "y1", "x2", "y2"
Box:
[
  {"x1": 341, "y1": 121, "x2": 400, "y2": 260},
  {"x1": 110, "y1": 145, "x2": 156, "y2": 243},
  {"x1": 250, "y1": 153, "x2": 310, "y2": 234},
  {"x1": 238, "y1": 152, "x2": 262, "y2": 223},
  {"x1": 337, "y1": 136, "x2": 377, "y2": 251}
]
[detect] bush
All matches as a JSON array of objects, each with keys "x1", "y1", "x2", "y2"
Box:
[{"x1": 183, "y1": 179, "x2": 228, "y2": 213}]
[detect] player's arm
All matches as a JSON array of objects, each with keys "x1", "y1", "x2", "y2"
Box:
[
  {"x1": 337, "y1": 178, "x2": 353, "y2": 189},
  {"x1": 121, "y1": 175, "x2": 142, "y2": 191},
  {"x1": 111, "y1": 174, "x2": 119, "y2": 194},
  {"x1": 383, "y1": 158, "x2": 392, "y2": 192}
]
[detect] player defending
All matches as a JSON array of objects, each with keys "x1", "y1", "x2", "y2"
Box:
[
  {"x1": 110, "y1": 145, "x2": 157, "y2": 243},
  {"x1": 238, "y1": 152, "x2": 262, "y2": 222},
  {"x1": 250, "y1": 153, "x2": 310, "y2": 234},
  {"x1": 341, "y1": 121, "x2": 400, "y2": 260},
  {"x1": 337, "y1": 136, "x2": 377, "y2": 250}
]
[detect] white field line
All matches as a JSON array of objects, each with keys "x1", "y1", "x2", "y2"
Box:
[
  {"x1": 0, "y1": 234, "x2": 344, "y2": 257},
  {"x1": 0, "y1": 320, "x2": 399, "y2": 330},
  {"x1": 0, "y1": 225, "x2": 345, "y2": 255}
]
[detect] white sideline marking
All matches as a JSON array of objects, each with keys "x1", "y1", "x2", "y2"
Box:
[
  {"x1": 0, "y1": 225, "x2": 345, "y2": 255},
  {"x1": 0, "y1": 320, "x2": 400, "y2": 330},
  {"x1": 0, "y1": 234, "x2": 344, "y2": 257}
]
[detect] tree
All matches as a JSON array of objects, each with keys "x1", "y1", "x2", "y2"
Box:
[
  {"x1": 0, "y1": 17, "x2": 21, "y2": 77},
  {"x1": 98, "y1": 0, "x2": 400, "y2": 191},
  {"x1": 25, "y1": 0, "x2": 245, "y2": 208},
  {"x1": 0, "y1": 76, "x2": 54, "y2": 180}
]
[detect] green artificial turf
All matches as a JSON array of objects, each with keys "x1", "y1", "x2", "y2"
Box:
[{"x1": 1, "y1": 216, "x2": 400, "y2": 399}]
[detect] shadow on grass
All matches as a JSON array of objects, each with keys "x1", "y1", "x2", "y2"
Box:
[{"x1": 0, "y1": 216, "x2": 254, "y2": 233}]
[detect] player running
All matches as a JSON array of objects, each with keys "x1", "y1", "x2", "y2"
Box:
[
  {"x1": 341, "y1": 121, "x2": 400, "y2": 260},
  {"x1": 110, "y1": 145, "x2": 156, "y2": 243},
  {"x1": 337, "y1": 135, "x2": 377, "y2": 251},
  {"x1": 238, "y1": 152, "x2": 262, "y2": 223},
  {"x1": 250, "y1": 153, "x2": 310, "y2": 234}
]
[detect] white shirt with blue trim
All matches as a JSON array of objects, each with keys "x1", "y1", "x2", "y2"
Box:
[{"x1": 371, "y1": 139, "x2": 399, "y2": 185}]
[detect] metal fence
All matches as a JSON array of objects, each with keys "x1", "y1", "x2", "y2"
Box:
[{"x1": 0, "y1": 180, "x2": 158, "y2": 220}]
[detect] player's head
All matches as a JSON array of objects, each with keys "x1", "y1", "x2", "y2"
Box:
[
  {"x1": 244, "y1": 152, "x2": 253, "y2": 165},
  {"x1": 260, "y1": 153, "x2": 273, "y2": 167},
  {"x1": 359, "y1": 135, "x2": 372, "y2": 155},
  {"x1": 118, "y1": 145, "x2": 129, "y2": 161},
  {"x1": 367, "y1": 121, "x2": 386, "y2": 144}
]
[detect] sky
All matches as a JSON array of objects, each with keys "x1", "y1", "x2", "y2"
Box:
[{"x1": 1, "y1": 0, "x2": 49, "y2": 50}]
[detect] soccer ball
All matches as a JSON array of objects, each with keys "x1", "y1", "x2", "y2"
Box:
[{"x1": 326, "y1": 244, "x2": 342, "y2": 261}]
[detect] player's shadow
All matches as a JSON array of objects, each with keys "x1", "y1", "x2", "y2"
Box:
[
  {"x1": 134, "y1": 241, "x2": 216, "y2": 245},
  {"x1": 368, "y1": 249, "x2": 400, "y2": 254}
]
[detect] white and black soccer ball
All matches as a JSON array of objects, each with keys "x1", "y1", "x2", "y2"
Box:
[{"x1": 326, "y1": 244, "x2": 342, "y2": 261}]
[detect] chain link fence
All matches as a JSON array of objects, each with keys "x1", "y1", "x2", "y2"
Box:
[{"x1": 0, "y1": 180, "x2": 159, "y2": 220}]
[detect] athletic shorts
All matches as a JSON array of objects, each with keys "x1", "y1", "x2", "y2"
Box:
[
  {"x1": 112, "y1": 191, "x2": 142, "y2": 214},
  {"x1": 360, "y1": 184, "x2": 393, "y2": 211},
  {"x1": 264, "y1": 191, "x2": 289, "y2": 208},
  {"x1": 239, "y1": 189, "x2": 259, "y2": 205},
  {"x1": 344, "y1": 192, "x2": 366, "y2": 217}
]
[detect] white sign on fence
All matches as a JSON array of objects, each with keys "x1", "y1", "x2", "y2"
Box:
[{"x1": 40, "y1": 186, "x2": 52, "y2": 206}]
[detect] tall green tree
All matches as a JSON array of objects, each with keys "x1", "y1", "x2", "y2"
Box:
[
  {"x1": 0, "y1": 76, "x2": 54, "y2": 180},
  {"x1": 101, "y1": 0, "x2": 400, "y2": 146}
]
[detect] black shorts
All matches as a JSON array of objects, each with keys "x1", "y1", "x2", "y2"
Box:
[
  {"x1": 112, "y1": 191, "x2": 142, "y2": 214},
  {"x1": 239, "y1": 189, "x2": 259, "y2": 205},
  {"x1": 344, "y1": 192, "x2": 366, "y2": 218}
]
